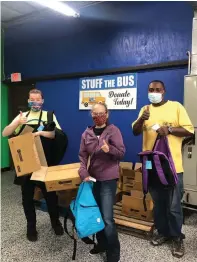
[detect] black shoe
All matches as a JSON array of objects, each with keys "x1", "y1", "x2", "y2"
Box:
[
  {"x1": 52, "y1": 221, "x2": 64, "y2": 236},
  {"x1": 151, "y1": 234, "x2": 170, "y2": 246},
  {"x1": 171, "y1": 238, "x2": 185, "y2": 258},
  {"x1": 27, "y1": 227, "x2": 38, "y2": 242},
  {"x1": 89, "y1": 245, "x2": 106, "y2": 255}
]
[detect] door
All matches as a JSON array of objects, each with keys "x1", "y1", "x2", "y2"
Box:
[{"x1": 8, "y1": 83, "x2": 35, "y2": 121}]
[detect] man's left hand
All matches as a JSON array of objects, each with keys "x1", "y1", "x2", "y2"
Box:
[{"x1": 157, "y1": 126, "x2": 169, "y2": 136}]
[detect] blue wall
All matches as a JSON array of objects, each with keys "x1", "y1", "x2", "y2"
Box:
[
  {"x1": 37, "y1": 67, "x2": 187, "y2": 164},
  {"x1": 4, "y1": 2, "x2": 192, "y2": 164}
]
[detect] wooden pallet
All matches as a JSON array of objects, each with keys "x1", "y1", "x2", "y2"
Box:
[{"x1": 114, "y1": 202, "x2": 154, "y2": 239}]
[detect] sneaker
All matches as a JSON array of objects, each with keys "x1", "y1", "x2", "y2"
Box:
[
  {"x1": 27, "y1": 227, "x2": 38, "y2": 242},
  {"x1": 52, "y1": 221, "x2": 64, "y2": 236},
  {"x1": 90, "y1": 245, "x2": 106, "y2": 255},
  {"x1": 151, "y1": 234, "x2": 170, "y2": 246},
  {"x1": 171, "y1": 238, "x2": 185, "y2": 258}
]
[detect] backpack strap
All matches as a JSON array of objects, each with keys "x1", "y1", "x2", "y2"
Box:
[
  {"x1": 64, "y1": 210, "x2": 77, "y2": 260},
  {"x1": 47, "y1": 111, "x2": 54, "y2": 123}
]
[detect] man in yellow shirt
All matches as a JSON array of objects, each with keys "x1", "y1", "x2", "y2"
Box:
[
  {"x1": 2, "y1": 89, "x2": 64, "y2": 242},
  {"x1": 132, "y1": 80, "x2": 194, "y2": 258}
]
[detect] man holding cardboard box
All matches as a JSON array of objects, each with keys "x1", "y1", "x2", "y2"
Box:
[
  {"x1": 132, "y1": 80, "x2": 194, "y2": 258},
  {"x1": 2, "y1": 89, "x2": 64, "y2": 241}
]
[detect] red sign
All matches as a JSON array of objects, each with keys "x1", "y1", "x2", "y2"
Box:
[{"x1": 11, "y1": 73, "x2": 22, "y2": 82}]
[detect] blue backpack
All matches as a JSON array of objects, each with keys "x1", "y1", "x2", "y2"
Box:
[
  {"x1": 64, "y1": 182, "x2": 105, "y2": 260},
  {"x1": 70, "y1": 182, "x2": 105, "y2": 238}
]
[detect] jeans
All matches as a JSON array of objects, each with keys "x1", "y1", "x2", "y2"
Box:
[
  {"x1": 149, "y1": 173, "x2": 184, "y2": 238},
  {"x1": 21, "y1": 177, "x2": 60, "y2": 229},
  {"x1": 93, "y1": 179, "x2": 120, "y2": 262}
]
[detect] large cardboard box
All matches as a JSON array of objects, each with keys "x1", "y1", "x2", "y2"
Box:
[
  {"x1": 31, "y1": 164, "x2": 81, "y2": 192},
  {"x1": 8, "y1": 132, "x2": 48, "y2": 177},
  {"x1": 8, "y1": 132, "x2": 81, "y2": 192},
  {"x1": 122, "y1": 194, "x2": 153, "y2": 221}
]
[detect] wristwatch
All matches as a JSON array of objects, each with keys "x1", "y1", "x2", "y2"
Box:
[{"x1": 168, "y1": 126, "x2": 173, "y2": 134}]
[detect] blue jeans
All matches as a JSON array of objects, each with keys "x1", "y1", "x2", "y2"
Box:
[
  {"x1": 93, "y1": 179, "x2": 120, "y2": 262},
  {"x1": 149, "y1": 173, "x2": 184, "y2": 238}
]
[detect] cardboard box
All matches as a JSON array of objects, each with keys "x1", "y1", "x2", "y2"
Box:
[
  {"x1": 8, "y1": 132, "x2": 47, "y2": 177},
  {"x1": 31, "y1": 164, "x2": 81, "y2": 192},
  {"x1": 123, "y1": 181, "x2": 143, "y2": 192},
  {"x1": 122, "y1": 171, "x2": 142, "y2": 184},
  {"x1": 8, "y1": 131, "x2": 81, "y2": 192},
  {"x1": 120, "y1": 162, "x2": 133, "y2": 170},
  {"x1": 130, "y1": 190, "x2": 152, "y2": 201},
  {"x1": 122, "y1": 195, "x2": 153, "y2": 221}
]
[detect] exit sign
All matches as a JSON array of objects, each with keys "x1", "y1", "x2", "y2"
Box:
[{"x1": 11, "y1": 73, "x2": 22, "y2": 82}]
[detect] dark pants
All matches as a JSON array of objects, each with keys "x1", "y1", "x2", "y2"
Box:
[
  {"x1": 21, "y1": 177, "x2": 60, "y2": 229},
  {"x1": 93, "y1": 179, "x2": 120, "y2": 262},
  {"x1": 149, "y1": 173, "x2": 184, "y2": 238}
]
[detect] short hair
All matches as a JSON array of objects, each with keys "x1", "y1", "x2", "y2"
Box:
[
  {"x1": 91, "y1": 102, "x2": 109, "y2": 113},
  {"x1": 148, "y1": 80, "x2": 166, "y2": 90},
  {"x1": 29, "y1": 89, "x2": 43, "y2": 99}
]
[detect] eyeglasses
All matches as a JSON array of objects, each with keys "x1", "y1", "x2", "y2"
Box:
[
  {"x1": 91, "y1": 112, "x2": 106, "y2": 117},
  {"x1": 148, "y1": 88, "x2": 164, "y2": 93}
]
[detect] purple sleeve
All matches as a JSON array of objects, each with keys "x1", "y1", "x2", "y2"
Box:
[
  {"x1": 78, "y1": 135, "x2": 89, "y2": 180},
  {"x1": 108, "y1": 128, "x2": 126, "y2": 160}
]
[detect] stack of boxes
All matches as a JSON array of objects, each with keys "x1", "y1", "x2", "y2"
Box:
[{"x1": 119, "y1": 162, "x2": 154, "y2": 222}]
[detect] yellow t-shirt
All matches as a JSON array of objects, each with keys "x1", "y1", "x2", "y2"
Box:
[
  {"x1": 132, "y1": 101, "x2": 194, "y2": 173},
  {"x1": 14, "y1": 110, "x2": 61, "y2": 135}
]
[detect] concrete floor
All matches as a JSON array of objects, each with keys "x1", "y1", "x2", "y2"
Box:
[{"x1": 1, "y1": 171, "x2": 197, "y2": 262}]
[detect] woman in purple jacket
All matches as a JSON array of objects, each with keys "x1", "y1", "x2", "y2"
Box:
[{"x1": 78, "y1": 102, "x2": 125, "y2": 262}]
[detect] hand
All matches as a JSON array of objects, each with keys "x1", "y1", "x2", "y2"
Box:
[
  {"x1": 18, "y1": 111, "x2": 27, "y2": 125},
  {"x1": 101, "y1": 139, "x2": 109, "y2": 153},
  {"x1": 84, "y1": 176, "x2": 91, "y2": 182},
  {"x1": 157, "y1": 126, "x2": 169, "y2": 136},
  {"x1": 141, "y1": 106, "x2": 150, "y2": 121},
  {"x1": 33, "y1": 131, "x2": 42, "y2": 137}
]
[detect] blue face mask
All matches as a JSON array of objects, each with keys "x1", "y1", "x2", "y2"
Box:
[
  {"x1": 28, "y1": 101, "x2": 43, "y2": 112},
  {"x1": 148, "y1": 93, "x2": 162, "y2": 104}
]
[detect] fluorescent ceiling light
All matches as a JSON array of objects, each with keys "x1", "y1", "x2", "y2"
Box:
[{"x1": 35, "y1": 0, "x2": 79, "y2": 17}]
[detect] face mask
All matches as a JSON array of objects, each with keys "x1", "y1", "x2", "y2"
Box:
[
  {"x1": 93, "y1": 114, "x2": 107, "y2": 126},
  {"x1": 28, "y1": 101, "x2": 43, "y2": 112},
  {"x1": 148, "y1": 93, "x2": 162, "y2": 104}
]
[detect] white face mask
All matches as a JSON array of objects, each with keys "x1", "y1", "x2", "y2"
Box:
[{"x1": 148, "y1": 93, "x2": 162, "y2": 104}]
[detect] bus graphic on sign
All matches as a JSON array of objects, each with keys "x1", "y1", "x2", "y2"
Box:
[{"x1": 81, "y1": 91, "x2": 106, "y2": 107}]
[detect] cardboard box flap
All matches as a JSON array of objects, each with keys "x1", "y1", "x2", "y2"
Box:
[
  {"x1": 45, "y1": 167, "x2": 80, "y2": 182},
  {"x1": 135, "y1": 163, "x2": 142, "y2": 171},
  {"x1": 19, "y1": 126, "x2": 34, "y2": 136},
  {"x1": 47, "y1": 163, "x2": 80, "y2": 172},
  {"x1": 34, "y1": 137, "x2": 47, "y2": 167},
  {"x1": 31, "y1": 166, "x2": 48, "y2": 182},
  {"x1": 8, "y1": 133, "x2": 41, "y2": 176},
  {"x1": 120, "y1": 162, "x2": 133, "y2": 170}
]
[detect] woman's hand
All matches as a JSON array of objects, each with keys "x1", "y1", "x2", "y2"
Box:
[
  {"x1": 101, "y1": 139, "x2": 109, "y2": 153},
  {"x1": 84, "y1": 176, "x2": 91, "y2": 182}
]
